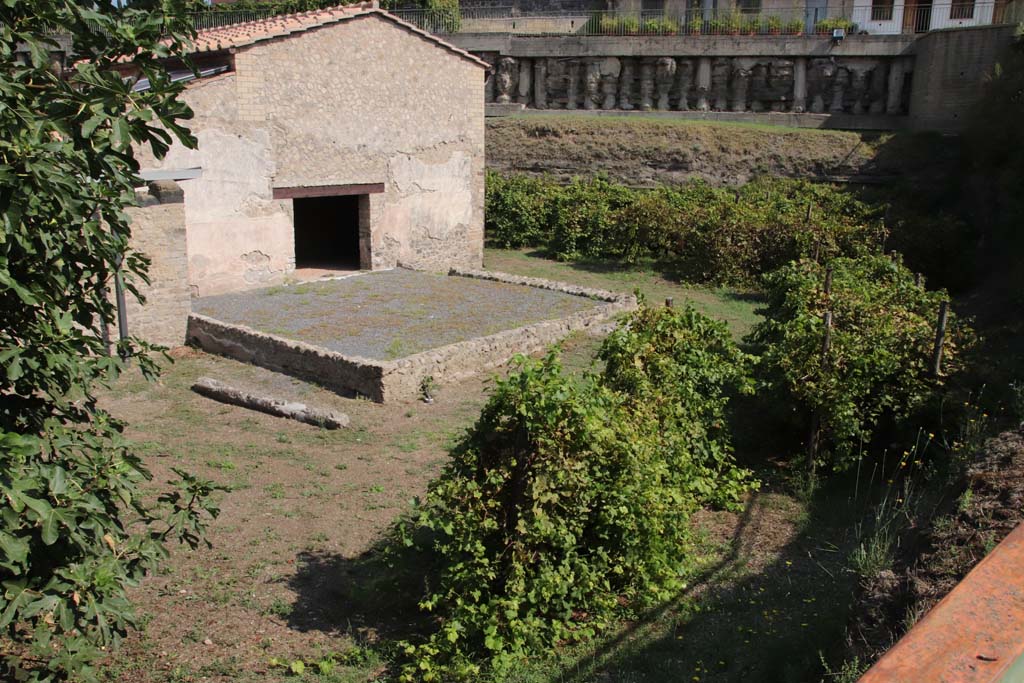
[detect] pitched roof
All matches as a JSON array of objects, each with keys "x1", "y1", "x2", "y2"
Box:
[{"x1": 186, "y1": 3, "x2": 489, "y2": 68}]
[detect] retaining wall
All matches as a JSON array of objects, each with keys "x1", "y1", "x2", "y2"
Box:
[{"x1": 907, "y1": 24, "x2": 1018, "y2": 132}]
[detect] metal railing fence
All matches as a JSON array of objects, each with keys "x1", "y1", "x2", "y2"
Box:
[
  {"x1": 392, "y1": 7, "x2": 830, "y2": 35},
  {"x1": 29, "y1": 1, "x2": 1008, "y2": 40},
  {"x1": 390, "y1": 2, "x2": 1003, "y2": 35}
]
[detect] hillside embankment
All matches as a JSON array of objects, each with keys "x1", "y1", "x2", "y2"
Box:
[{"x1": 486, "y1": 115, "x2": 959, "y2": 187}]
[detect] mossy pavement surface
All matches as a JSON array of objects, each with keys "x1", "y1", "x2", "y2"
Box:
[{"x1": 192, "y1": 268, "x2": 598, "y2": 360}]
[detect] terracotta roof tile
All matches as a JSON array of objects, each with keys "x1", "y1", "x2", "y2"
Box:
[{"x1": 185, "y1": 3, "x2": 488, "y2": 68}]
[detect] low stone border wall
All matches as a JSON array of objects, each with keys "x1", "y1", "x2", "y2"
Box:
[
  {"x1": 186, "y1": 314, "x2": 389, "y2": 401},
  {"x1": 187, "y1": 270, "x2": 635, "y2": 403}
]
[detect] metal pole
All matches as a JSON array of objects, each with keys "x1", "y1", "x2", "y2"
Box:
[{"x1": 113, "y1": 257, "x2": 129, "y2": 363}]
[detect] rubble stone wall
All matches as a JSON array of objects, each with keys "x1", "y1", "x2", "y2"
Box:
[{"x1": 139, "y1": 12, "x2": 486, "y2": 297}]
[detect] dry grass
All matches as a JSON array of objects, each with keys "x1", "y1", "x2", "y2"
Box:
[{"x1": 486, "y1": 115, "x2": 956, "y2": 188}]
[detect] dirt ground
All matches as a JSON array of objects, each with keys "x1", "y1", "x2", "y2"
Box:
[
  {"x1": 847, "y1": 428, "x2": 1024, "y2": 665},
  {"x1": 486, "y1": 115, "x2": 958, "y2": 187},
  {"x1": 99, "y1": 346, "x2": 495, "y2": 682},
  {"x1": 99, "y1": 254, "x2": 857, "y2": 683}
]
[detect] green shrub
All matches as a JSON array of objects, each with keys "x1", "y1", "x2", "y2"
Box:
[
  {"x1": 746, "y1": 254, "x2": 967, "y2": 471},
  {"x1": 583, "y1": 13, "x2": 641, "y2": 34},
  {"x1": 399, "y1": 305, "x2": 755, "y2": 680},
  {"x1": 483, "y1": 171, "x2": 555, "y2": 249},
  {"x1": 815, "y1": 16, "x2": 857, "y2": 33},
  {"x1": 599, "y1": 303, "x2": 756, "y2": 509},
  {"x1": 784, "y1": 18, "x2": 805, "y2": 33},
  {"x1": 641, "y1": 16, "x2": 680, "y2": 34},
  {"x1": 547, "y1": 176, "x2": 635, "y2": 261},
  {"x1": 886, "y1": 210, "x2": 979, "y2": 293},
  {"x1": 484, "y1": 173, "x2": 886, "y2": 285}
]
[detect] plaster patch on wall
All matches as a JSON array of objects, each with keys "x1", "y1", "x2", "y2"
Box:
[
  {"x1": 240, "y1": 250, "x2": 277, "y2": 285},
  {"x1": 386, "y1": 150, "x2": 474, "y2": 266}
]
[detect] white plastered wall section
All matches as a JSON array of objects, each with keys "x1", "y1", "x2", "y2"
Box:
[{"x1": 137, "y1": 73, "x2": 295, "y2": 298}]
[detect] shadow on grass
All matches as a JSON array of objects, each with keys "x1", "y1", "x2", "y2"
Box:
[
  {"x1": 282, "y1": 472, "x2": 864, "y2": 683},
  {"x1": 529, "y1": 475, "x2": 864, "y2": 683},
  {"x1": 284, "y1": 539, "x2": 435, "y2": 646}
]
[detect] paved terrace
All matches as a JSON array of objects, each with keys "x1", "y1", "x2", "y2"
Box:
[{"x1": 191, "y1": 268, "x2": 598, "y2": 361}]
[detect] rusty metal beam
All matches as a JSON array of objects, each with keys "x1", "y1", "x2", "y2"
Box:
[{"x1": 859, "y1": 522, "x2": 1024, "y2": 683}]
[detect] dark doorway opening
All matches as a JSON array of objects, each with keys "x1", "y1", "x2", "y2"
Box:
[{"x1": 293, "y1": 195, "x2": 361, "y2": 270}]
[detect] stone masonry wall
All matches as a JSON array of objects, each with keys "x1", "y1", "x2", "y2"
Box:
[
  {"x1": 138, "y1": 73, "x2": 295, "y2": 297},
  {"x1": 483, "y1": 51, "x2": 913, "y2": 116},
  {"x1": 140, "y1": 12, "x2": 485, "y2": 297},
  {"x1": 235, "y1": 14, "x2": 485, "y2": 274},
  {"x1": 123, "y1": 182, "x2": 191, "y2": 347}
]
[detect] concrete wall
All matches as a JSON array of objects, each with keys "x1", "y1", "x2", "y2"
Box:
[
  {"x1": 124, "y1": 182, "x2": 191, "y2": 347},
  {"x1": 908, "y1": 24, "x2": 1017, "y2": 131},
  {"x1": 141, "y1": 12, "x2": 485, "y2": 297},
  {"x1": 453, "y1": 32, "x2": 917, "y2": 56}
]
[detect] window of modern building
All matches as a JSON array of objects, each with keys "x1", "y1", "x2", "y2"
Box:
[{"x1": 871, "y1": 0, "x2": 895, "y2": 21}]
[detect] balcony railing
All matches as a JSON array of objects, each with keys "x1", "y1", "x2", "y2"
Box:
[
  {"x1": 388, "y1": 2, "x2": 1004, "y2": 36},
  {"x1": 174, "y1": 0, "x2": 1010, "y2": 38}
]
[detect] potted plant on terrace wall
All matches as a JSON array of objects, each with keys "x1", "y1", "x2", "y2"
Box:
[
  {"x1": 815, "y1": 16, "x2": 856, "y2": 34},
  {"x1": 767, "y1": 15, "x2": 783, "y2": 34},
  {"x1": 725, "y1": 10, "x2": 744, "y2": 34},
  {"x1": 785, "y1": 18, "x2": 805, "y2": 34}
]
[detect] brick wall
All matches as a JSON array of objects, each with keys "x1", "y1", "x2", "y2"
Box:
[{"x1": 124, "y1": 182, "x2": 191, "y2": 347}]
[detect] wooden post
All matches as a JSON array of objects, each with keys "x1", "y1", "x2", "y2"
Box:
[
  {"x1": 932, "y1": 300, "x2": 949, "y2": 378},
  {"x1": 665, "y1": 297, "x2": 674, "y2": 308},
  {"x1": 821, "y1": 310, "x2": 833, "y2": 361},
  {"x1": 915, "y1": 272, "x2": 922, "y2": 287},
  {"x1": 808, "y1": 307, "x2": 833, "y2": 474},
  {"x1": 823, "y1": 265, "x2": 833, "y2": 296},
  {"x1": 805, "y1": 203, "x2": 813, "y2": 224}
]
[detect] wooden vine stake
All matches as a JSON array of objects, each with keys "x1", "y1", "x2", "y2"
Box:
[
  {"x1": 932, "y1": 300, "x2": 949, "y2": 378},
  {"x1": 807, "y1": 267, "x2": 834, "y2": 475}
]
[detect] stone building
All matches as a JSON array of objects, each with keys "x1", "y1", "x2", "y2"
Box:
[{"x1": 133, "y1": 1, "x2": 488, "y2": 312}]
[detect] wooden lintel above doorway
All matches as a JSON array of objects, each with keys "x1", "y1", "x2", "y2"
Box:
[{"x1": 272, "y1": 183, "x2": 385, "y2": 200}]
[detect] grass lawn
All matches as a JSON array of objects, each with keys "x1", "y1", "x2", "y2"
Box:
[
  {"x1": 98, "y1": 250, "x2": 864, "y2": 683},
  {"x1": 484, "y1": 248, "x2": 763, "y2": 340}
]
